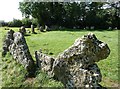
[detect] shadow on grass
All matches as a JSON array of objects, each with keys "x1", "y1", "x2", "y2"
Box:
[
  {"x1": 32, "y1": 32, "x2": 37, "y2": 34},
  {"x1": 24, "y1": 34, "x2": 31, "y2": 36},
  {"x1": 50, "y1": 28, "x2": 117, "y2": 32}
]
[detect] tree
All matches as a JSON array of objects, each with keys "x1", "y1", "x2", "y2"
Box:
[
  {"x1": 19, "y1": 1, "x2": 120, "y2": 30},
  {"x1": 0, "y1": 20, "x2": 8, "y2": 27},
  {"x1": 19, "y1": 2, "x2": 51, "y2": 27},
  {"x1": 8, "y1": 19, "x2": 22, "y2": 27},
  {"x1": 110, "y1": 1, "x2": 120, "y2": 29},
  {"x1": 21, "y1": 18, "x2": 32, "y2": 28}
]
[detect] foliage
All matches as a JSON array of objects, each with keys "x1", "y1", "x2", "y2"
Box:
[
  {"x1": 21, "y1": 18, "x2": 32, "y2": 28},
  {"x1": 19, "y1": 2, "x2": 120, "y2": 29},
  {"x1": 6, "y1": 18, "x2": 38, "y2": 28},
  {"x1": 31, "y1": 18, "x2": 38, "y2": 27},
  {"x1": 0, "y1": 20, "x2": 8, "y2": 27},
  {"x1": 8, "y1": 19, "x2": 22, "y2": 27}
]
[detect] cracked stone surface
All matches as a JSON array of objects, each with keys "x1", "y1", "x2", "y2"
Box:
[
  {"x1": 35, "y1": 33, "x2": 110, "y2": 88},
  {"x1": 2, "y1": 30, "x2": 35, "y2": 74},
  {"x1": 2, "y1": 30, "x2": 14, "y2": 57}
]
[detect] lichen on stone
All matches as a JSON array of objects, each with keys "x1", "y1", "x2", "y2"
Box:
[{"x1": 35, "y1": 33, "x2": 110, "y2": 88}]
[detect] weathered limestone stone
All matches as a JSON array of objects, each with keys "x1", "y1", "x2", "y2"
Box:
[
  {"x1": 39, "y1": 26, "x2": 44, "y2": 32},
  {"x1": 8, "y1": 32, "x2": 35, "y2": 74},
  {"x1": 44, "y1": 25, "x2": 50, "y2": 31},
  {"x1": 56, "y1": 33, "x2": 110, "y2": 68},
  {"x1": 19, "y1": 26, "x2": 26, "y2": 35},
  {"x1": 39, "y1": 25, "x2": 50, "y2": 32},
  {"x1": 2, "y1": 30, "x2": 14, "y2": 57},
  {"x1": 2, "y1": 30, "x2": 35, "y2": 75},
  {"x1": 31, "y1": 24, "x2": 35, "y2": 34},
  {"x1": 35, "y1": 51, "x2": 54, "y2": 76},
  {"x1": 35, "y1": 33, "x2": 110, "y2": 88}
]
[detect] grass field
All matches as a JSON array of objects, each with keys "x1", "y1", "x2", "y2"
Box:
[{"x1": 0, "y1": 27, "x2": 119, "y2": 88}]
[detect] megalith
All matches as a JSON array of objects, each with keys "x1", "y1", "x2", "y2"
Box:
[
  {"x1": 19, "y1": 26, "x2": 26, "y2": 35},
  {"x1": 2, "y1": 30, "x2": 14, "y2": 57},
  {"x1": 31, "y1": 24, "x2": 35, "y2": 34},
  {"x1": 35, "y1": 33, "x2": 110, "y2": 88},
  {"x1": 2, "y1": 30, "x2": 35, "y2": 75}
]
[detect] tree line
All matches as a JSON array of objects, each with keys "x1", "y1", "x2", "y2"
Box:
[
  {"x1": 19, "y1": 2, "x2": 120, "y2": 29},
  {"x1": 1, "y1": 2, "x2": 119, "y2": 30},
  {"x1": 0, "y1": 18, "x2": 37, "y2": 28}
]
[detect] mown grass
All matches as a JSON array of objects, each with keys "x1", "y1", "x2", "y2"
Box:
[{"x1": 0, "y1": 27, "x2": 119, "y2": 88}]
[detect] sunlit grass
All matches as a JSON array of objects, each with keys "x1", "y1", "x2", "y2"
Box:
[{"x1": 0, "y1": 27, "x2": 119, "y2": 87}]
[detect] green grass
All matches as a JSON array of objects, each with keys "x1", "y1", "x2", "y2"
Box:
[{"x1": 0, "y1": 27, "x2": 119, "y2": 87}]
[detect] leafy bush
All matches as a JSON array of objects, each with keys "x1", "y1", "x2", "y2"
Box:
[
  {"x1": 21, "y1": 18, "x2": 32, "y2": 28},
  {"x1": 8, "y1": 19, "x2": 22, "y2": 27},
  {"x1": 31, "y1": 18, "x2": 38, "y2": 27},
  {"x1": 0, "y1": 20, "x2": 8, "y2": 27}
]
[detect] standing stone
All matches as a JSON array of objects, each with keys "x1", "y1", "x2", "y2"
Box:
[
  {"x1": 39, "y1": 26, "x2": 44, "y2": 32},
  {"x1": 2, "y1": 30, "x2": 14, "y2": 57},
  {"x1": 52, "y1": 33, "x2": 110, "y2": 88},
  {"x1": 5, "y1": 31, "x2": 35, "y2": 75},
  {"x1": 44, "y1": 25, "x2": 47, "y2": 31},
  {"x1": 31, "y1": 24, "x2": 35, "y2": 33},
  {"x1": 35, "y1": 51, "x2": 55, "y2": 77},
  {"x1": 19, "y1": 26, "x2": 26, "y2": 35},
  {"x1": 35, "y1": 33, "x2": 110, "y2": 88}
]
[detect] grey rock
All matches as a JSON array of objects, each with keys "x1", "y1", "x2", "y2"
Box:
[
  {"x1": 2, "y1": 30, "x2": 35, "y2": 75},
  {"x1": 35, "y1": 33, "x2": 110, "y2": 88},
  {"x1": 35, "y1": 51, "x2": 55, "y2": 77},
  {"x1": 39, "y1": 26, "x2": 44, "y2": 32},
  {"x1": 9, "y1": 32, "x2": 35, "y2": 73},
  {"x1": 56, "y1": 33, "x2": 110, "y2": 68},
  {"x1": 2, "y1": 30, "x2": 14, "y2": 57},
  {"x1": 31, "y1": 24, "x2": 35, "y2": 33},
  {"x1": 19, "y1": 26, "x2": 26, "y2": 35}
]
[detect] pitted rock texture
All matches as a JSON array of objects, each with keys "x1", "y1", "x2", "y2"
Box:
[
  {"x1": 2, "y1": 30, "x2": 14, "y2": 57},
  {"x1": 35, "y1": 51, "x2": 55, "y2": 77},
  {"x1": 36, "y1": 33, "x2": 110, "y2": 88},
  {"x1": 2, "y1": 30, "x2": 35, "y2": 74},
  {"x1": 56, "y1": 33, "x2": 110, "y2": 68}
]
